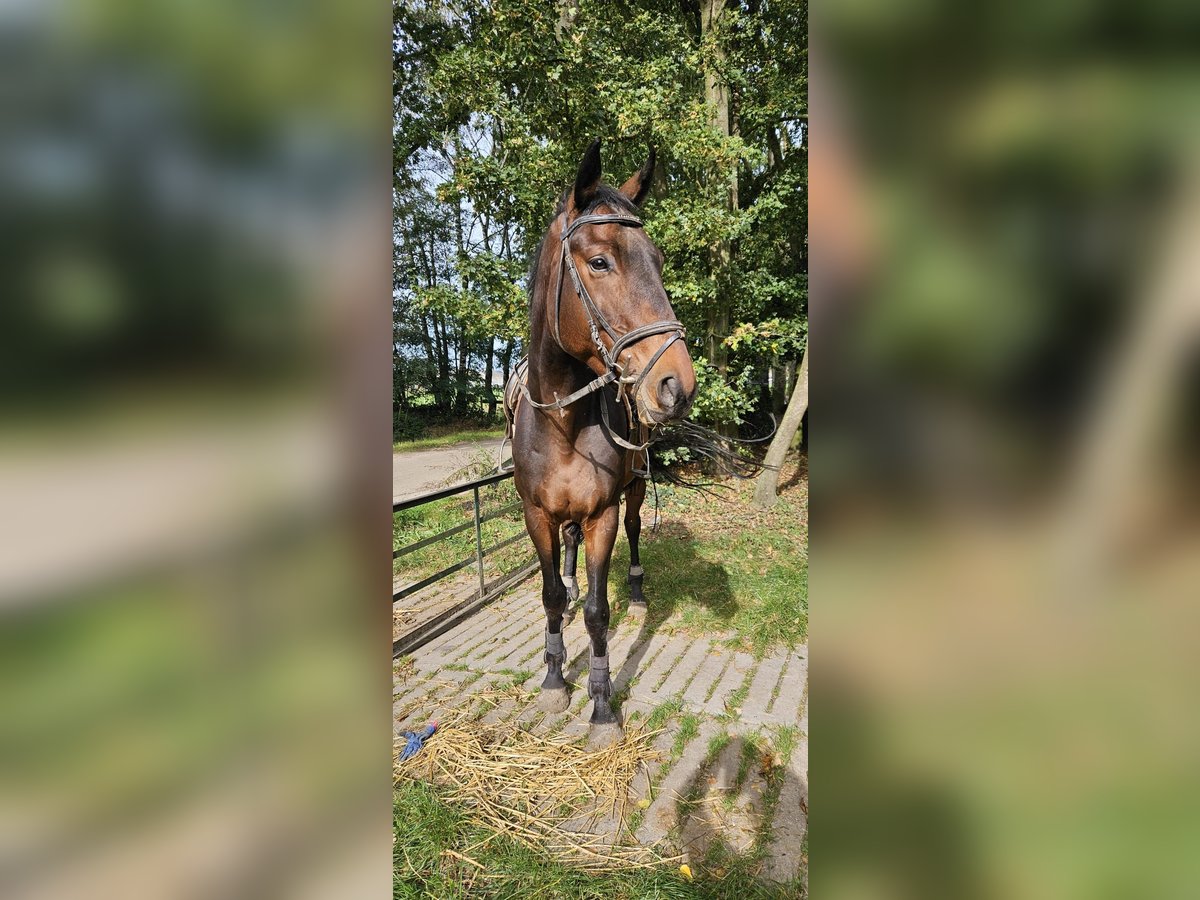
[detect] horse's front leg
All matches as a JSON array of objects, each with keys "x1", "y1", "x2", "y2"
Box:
[
  {"x1": 560, "y1": 522, "x2": 582, "y2": 625},
  {"x1": 582, "y1": 504, "x2": 622, "y2": 746},
  {"x1": 624, "y1": 477, "x2": 647, "y2": 616},
  {"x1": 524, "y1": 506, "x2": 570, "y2": 713}
]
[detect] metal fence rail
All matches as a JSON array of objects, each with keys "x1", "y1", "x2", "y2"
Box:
[{"x1": 392, "y1": 470, "x2": 536, "y2": 658}]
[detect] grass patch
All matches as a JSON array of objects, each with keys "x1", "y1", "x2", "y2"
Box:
[
  {"x1": 394, "y1": 427, "x2": 505, "y2": 452},
  {"x1": 507, "y1": 669, "x2": 535, "y2": 688},
  {"x1": 393, "y1": 475, "x2": 528, "y2": 586},
  {"x1": 645, "y1": 698, "x2": 683, "y2": 732},
  {"x1": 610, "y1": 457, "x2": 807, "y2": 657},
  {"x1": 672, "y1": 713, "x2": 701, "y2": 760},
  {"x1": 707, "y1": 730, "x2": 733, "y2": 760},
  {"x1": 735, "y1": 734, "x2": 764, "y2": 794},
  {"x1": 394, "y1": 781, "x2": 787, "y2": 899},
  {"x1": 716, "y1": 667, "x2": 756, "y2": 722}
]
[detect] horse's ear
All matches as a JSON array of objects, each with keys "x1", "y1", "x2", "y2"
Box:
[
  {"x1": 573, "y1": 139, "x2": 602, "y2": 211},
  {"x1": 619, "y1": 148, "x2": 656, "y2": 207}
]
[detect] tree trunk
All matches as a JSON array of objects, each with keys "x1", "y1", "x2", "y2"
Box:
[
  {"x1": 454, "y1": 331, "x2": 469, "y2": 415},
  {"x1": 501, "y1": 339, "x2": 514, "y2": 391},
  {"x1": 753, "y1": 344, "x2": 808, "y2": 509},
  {"x1": 484, "y1": 339, "x2": 496, "y2": 417},
  {"x1": 770, "y1": 360, "x2": 788, "y2": 418},
  {"x1": 701, "y1": 0, "x2": 737, "y2": 434},
  {"x1": 433, "y1": 313, "x2": 449, "y2": 411}
]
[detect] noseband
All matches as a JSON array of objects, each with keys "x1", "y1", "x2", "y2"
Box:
[{"x1": 518, "y1": 210, "x2": 686, "y2": 452}]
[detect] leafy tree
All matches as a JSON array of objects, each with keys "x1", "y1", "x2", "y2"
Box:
[{"x1": 393, "y1": 0, "x2": 806, "y2": 435}]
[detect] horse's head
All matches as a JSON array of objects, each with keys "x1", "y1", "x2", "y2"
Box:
[{"x1": 551, "y1": 139, "x2": 697, "y2": 425}]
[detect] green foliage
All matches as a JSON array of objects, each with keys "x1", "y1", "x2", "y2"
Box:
[{"x1": 394, "y1": 0, "x2": 807, "y2": 432}]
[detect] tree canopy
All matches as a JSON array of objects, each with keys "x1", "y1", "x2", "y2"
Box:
[{"x1": 393, "y1": 0, "x2": 807, "y2": 436}]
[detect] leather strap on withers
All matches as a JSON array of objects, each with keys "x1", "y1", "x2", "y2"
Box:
[{"x1": 517, "y1": 210, "x2": 685, "y2": 453}]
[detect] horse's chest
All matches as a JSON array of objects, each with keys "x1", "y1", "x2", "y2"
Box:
[{"x1": 515, "y1": 442, "x2": 625, "y2": 521}]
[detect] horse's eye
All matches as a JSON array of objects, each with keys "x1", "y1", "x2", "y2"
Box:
[{"x1": 587, "y1": 257, "x2": 609, "y2": 272}]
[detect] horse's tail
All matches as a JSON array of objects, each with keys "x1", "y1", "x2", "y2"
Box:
[{"x1": 647, "y1": 418, "x2": 775, "y2": 490}]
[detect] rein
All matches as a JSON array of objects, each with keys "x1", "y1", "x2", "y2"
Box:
[{"x1": 518, "y1": 210, "x2": 686, "y2": 452}]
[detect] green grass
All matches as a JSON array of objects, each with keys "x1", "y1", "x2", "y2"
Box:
[
  {"x1": 393, "y1": 475, "x2": 528, "y2": 586},
  {"x1": 644, "y1": 698, "x2": 684, "y2": 732},
  {"x1": 394, "y1": 427, "x2": 506, "y2": 452},
  {"x1": 393, "y1": 781, "x2": 796, "y2": 899},
  {"x1": 716, "y1": 668, "x2": 756, "y2": 723},
  {"x1": 672, "y1": 713, "x2": 702, "y2": 759},
  {"x1": 609, "y1": 463, "x2": 807, "y2": 657}
]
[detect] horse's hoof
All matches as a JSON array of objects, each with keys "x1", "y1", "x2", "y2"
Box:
[
  {"x1": 562, "y1": 576, "x2": 579, "y2": 601},
  {"x1": 562, "y1": 603, "x2": 576, "y2": 627},
  {"x1": 587, "y1": 722, "x2": 624, "y2": 750},
  {"x1": 538, "y1": 686, "x2": 570, "y2": 713},
  {"x1": 627, "y1": 601, "x2": 647, "y2": 620}
]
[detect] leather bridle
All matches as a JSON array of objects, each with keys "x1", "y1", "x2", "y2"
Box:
[{"x1": 518, "y1": 209, "x2": 686, "y2": 451}]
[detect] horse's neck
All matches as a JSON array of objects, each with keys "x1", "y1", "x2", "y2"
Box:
[{"x1": 526, "y1": 337, "x2": 587, "y2": 409}]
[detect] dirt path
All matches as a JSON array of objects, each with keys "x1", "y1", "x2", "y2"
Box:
[{"x1": 392, "y1": 438, "x2": 506, "y2": 502}]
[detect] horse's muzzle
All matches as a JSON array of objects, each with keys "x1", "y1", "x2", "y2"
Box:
[{"x1": 643, "y1": 373, "x2": 695, "y2": 424}]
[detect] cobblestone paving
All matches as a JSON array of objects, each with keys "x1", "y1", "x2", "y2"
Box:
[{"x1": 395, "y1": 581, "x2": 808, "y2": 884}]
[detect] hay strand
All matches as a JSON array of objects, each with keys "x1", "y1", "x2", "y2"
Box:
[{"x1": 395, "y1": 692, "x2": 678, "y2": 871}]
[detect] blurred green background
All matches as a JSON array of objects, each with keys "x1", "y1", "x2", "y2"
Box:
[{"x1": 815, "y1": 1, "x2": 1200, "y2": 897}]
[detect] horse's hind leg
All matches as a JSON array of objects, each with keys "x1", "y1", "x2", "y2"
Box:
[
  {"x1": 624, "y1": 477, "x2": 648, "y2": 617},
  {"x1": 524, "y1": 506, "x2": 570, "y2": 713},
  {"x1": 560, "y1": 522, "x2": 582, "y2": 624},
  {"x1": 582, "y1": 506, "x2": 622, "y2": 747}
]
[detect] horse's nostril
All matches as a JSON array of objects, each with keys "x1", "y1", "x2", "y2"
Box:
[{"x1": 658, "y1": 375, "x2": 683, "y2": 412}]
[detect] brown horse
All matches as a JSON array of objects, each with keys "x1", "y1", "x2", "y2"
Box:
[{"x1": 505, "y1": 139, "x2": 697, "y2": 746}]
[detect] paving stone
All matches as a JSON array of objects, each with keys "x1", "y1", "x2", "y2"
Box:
[
  {"x1": 457, "y1": 614, "x2": 532, "y2": 667},
  {"x1": 613, "y1": 628, "x2": 674, "y2": 692},
  {"x1": 507, "y1": 689, "x2": 550, "y2": 731},
  {"x1": 491, "y1": 627, "x2": 545, "y2": 672},
  {"x1": 709, "y1": 735, "x2": 742, "y2": 792},
  {"x1": 606, "y1": 618, "x2": 648, "y2": 671},
  {"x1": 634, "y1": 720, "x2": 720, "y2": 848},
  {"x1": 626, "y1": 719, "x2": 678, "y2": 807},
  {"x1": 557, "y1": 717, "x2": 592, "y2": 743},
  {"x1": 412, "y1": 611, "x2": 499, "y2": 670},
  {"x1": 394, "y1": 670, "x2": 471, "y2": 732},
  {"x1": 741, "y1": 651, "x2": 789, "y2": 724},
  {"x1": 645, "y1": 637, "x2": 711, "y2": 702},
  {"x1": 762, "y1": 647, "x2": 807, "y2": 726},
  {"x1": 761, "y1": 738, "x2": 808, "y2": 883},
  {"x1": 700, "y1": 652, "x2": 755, "y2": 716},
  {"x1": 629, "y1": 636, "x2": 690, "y2": 699},
  {"x1": 478, "y1": 692, "x2": 526, "y2": 726},
  {"x1": 681, "y1": 651, "x2": 728, "y2": 712},
  {"x1": 474, "y1": 621, "x2": 543, "y2": 671}
]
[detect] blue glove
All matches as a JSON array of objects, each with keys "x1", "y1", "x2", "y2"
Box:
[{"x1": 398, "y1": 722, "x2": 438, "y2": 762}]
